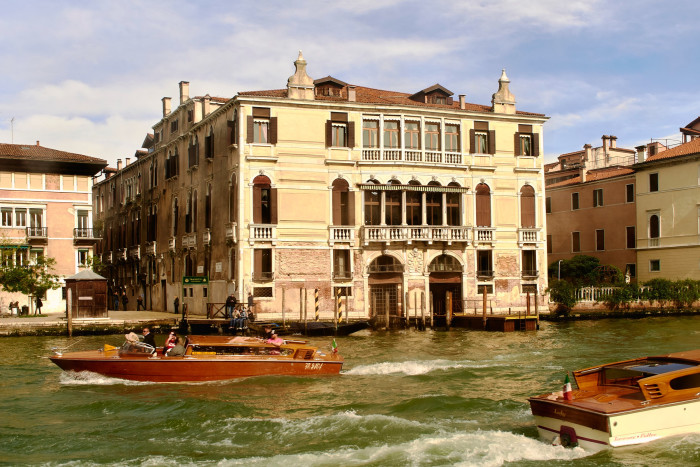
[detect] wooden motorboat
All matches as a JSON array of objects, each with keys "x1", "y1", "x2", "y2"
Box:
[
  {"x1": 50, "y1": 335, "x2": 343, "y2": 382},
  {"x1": 528, "y1": 349, "x2": 700, "y2": 450}
]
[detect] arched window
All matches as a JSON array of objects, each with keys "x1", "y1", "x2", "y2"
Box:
[
  {"x1": 475, "y1": 183, "x2": 491, "y2": 227},
  {"x1": 649, "y1": 214, "x2": 660, "y2": 238},
  {"x1": 520, "y1": 185, "x2": 535, "y2": 228},
  {"x1": 205, "y1": 184, "x2": 212, "y2": 229},
  {"x1": 426, "y1": 181, "x2": 442, "y2": 226},
  {"x1": 406, "y1": 180, "x2": 422, "y2": 226},
  {"x1": 229, "y1": 175, "x2": 236, "y2": 223},
  {"x1": 192, "y1": 190, "x2": 198, "y2": 232},
  {"x1": 185, "y1": 192, "x2": 192, "y2": 233},
  {"x1": 446, "y1": 182, "x2": 461, "y2": 226},
  {"x1": 428, "y1": 254, "x2": 461, "y2": 272},
  {"x1": 332, "y1": 178, "x2": 353, "y2": 225},
  {"x1": 364, "y1": 179, "x2": 380, "y2": 226},
  {"x1": 368, "y1": 255, "x2": 403, "y2": 273},
  {"x1": 172, "y1": 198, "x2": 179, "y2": 236},
  {"x1": 253, "y1": 175, "x2": 276, "y2": 224},
  {"x1": 385, "y1": 180, "x2": 402, "y2": 225}
]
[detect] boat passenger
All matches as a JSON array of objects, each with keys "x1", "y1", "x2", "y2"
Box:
[
  {"x1": 266, "y1": 330, "x2": 284, "y2": 346},
  {"x1": 164, "y1": 331, "x2": 177, "y2": 354},
  {"x1": 142, "y1": 327, "x2": 156, "y2": 348},
  {"x1": 166, "y1": 337, "x2": 186, "y2": 357}
]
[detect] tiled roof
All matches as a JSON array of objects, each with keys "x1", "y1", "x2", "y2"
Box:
[
  {"x1": 193, "y1": 95, "x2": 229, "y2": 103},
  {"x1": 643, "y1": 137, "x2": 700, "y2": 163},
  {"x1": 0, "y1": 143, "x2": 107, "y2": 165},
  {"x1": 547, "y1": 166, "x2": 635, "y2": 188},
  {"x1": 238, "y1": 85, "x2": 545, "y2": 117}
]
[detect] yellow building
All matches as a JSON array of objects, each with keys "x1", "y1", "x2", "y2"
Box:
[
  {"x1": 94, "y1": 53, "x2": 549, "y2": 319},
  {"x1": 635, "y1": 123, "x2": 700, "y2": 282}
]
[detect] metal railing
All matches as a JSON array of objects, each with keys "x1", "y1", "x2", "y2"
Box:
[
  {"x1": 73, "y1": 228, "x2": 100, "y2": 239},
  {"x1": 26, "y1": 227, "x2": 47, "y2": 238}
]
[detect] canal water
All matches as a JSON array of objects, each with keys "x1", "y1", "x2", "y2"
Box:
[{"x1": 1, "y1": 316, "x2": 698, "y2": 466}]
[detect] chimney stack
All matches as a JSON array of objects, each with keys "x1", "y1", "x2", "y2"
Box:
[
  {"x1": 179, "y1": 81, "x2": 190, "y2": 104},
  {"x1": 125, "y1": 157, "x2": 131, "y2": 166},
  {"x1": 602, "y1": 135, "x2": 609, "y2": 150},
  {"x1": 610, "y1": 135, "x2": 617, "y2": 149},
  {"x1": 202, "y1": 94, "x2": 211, "y2": 117},
  {"x1": 347, "y1": 85, "x2": 356, "y2": 102},
  {"x1": 459, "y1": 94, "x2": 466, "y2": 110},
  {"x1": 36, "y1": 141, "x2": 40, "y2": 146},
  {"x1": 162, "y1": 97, "x2": 172, "y2": 117},
  {"x1": 636, "y1": 145, "x2": 647, "y2": 163},
  {"x1": 117, "y1": 159, "x2": 123, "y2": 171}
]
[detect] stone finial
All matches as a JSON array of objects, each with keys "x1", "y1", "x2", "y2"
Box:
[
  {"x1": 491, "y1": 69, "x2": 516, "y2": 114},
  {"x1": 287, "y1": 50, "x2": 315, "y2": 100}
]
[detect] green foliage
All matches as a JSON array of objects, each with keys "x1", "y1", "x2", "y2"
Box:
[
  {"x1": 84, "y1": 255, "x2": 106, "y2": 276},
  {"x1": 599, "y1": 279, "x2": 700, "y2": 310},
  {"x1": 600, "y1": 283, "x2": 642, "y2": 310},
  {"x1": 546, "y1": 279, "x2": 577, "y2": 314},
  {"x1": 642, "y1": 278, "x2": 674, "y2": 307},
  {"x1": 670, "y1": 279, "x2": 700, "y2": 308},
  {"x1": 0, "y1": 253, "x2": 61, "y2": 297},
  {"x1": 548, "y1": 255, "x2": 607, "y2": 286}
]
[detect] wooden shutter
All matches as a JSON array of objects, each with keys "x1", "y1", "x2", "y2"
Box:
[
  {"x1": 514, "y1": 132, "x2": 521, "y2": 156},
  {"x1": 269, "y1": 117, "x2": 278, "y2": 144},
  {"x1": 347, "y1": 121, "x2": 355, "y2": 148},
  {"x1": 253, "y1": 186, "x2": 262, "y2": 224},
  {"x1": 488, "y1": 130, "x2": 496, "y2": 154},
  {"x1": 475, "y1": 185, "x2": 491, "y2": 227},
  {"x1": 254, "y1": 249, "x2": 262, "y2": 280},
  {"x1": 469, "y1": 129, "x2": 475, "y2": 153},
  {"x1": 269, "y1": 188, "x2": 278, "y2": 224},
  {"x1": 332, "y1": 188, "x2": 341, "y2": 225},
  {"x1": 347, "y1": 191, "x2": 355, "y2": 225},
  {"x1": 520, "y1": 186, "x2": 535, "y2": 228},
  {"x1": 532, "y1": 133, "x2": 540, "y2": 157},
  {"x1": 246, "y1": 116, "x2": 254, "y2": 143},
  {"x1": 227, "y1": 120, "x2": 235, "y2": 144},
  {"x1": 326, "y1": 120, "x2": 333, "y2": 147}
]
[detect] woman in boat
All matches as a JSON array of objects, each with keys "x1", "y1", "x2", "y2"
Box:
[
  {"x1": 164, "y1": 331, "x2": 177, "y2": 354},
  {"x1": 266, "y1": 330, "x2": 284, "y2": 346},
  {"x1": 166, "y1": 336, "x2": 186, "y2": 357}
]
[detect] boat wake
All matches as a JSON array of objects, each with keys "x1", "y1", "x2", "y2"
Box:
[
  {"x1": 59, "y1": 371, "x2": 152, "y2": 386},
  {"x1": 344, "y1": 359, "x2": 500, "y2": 376}
]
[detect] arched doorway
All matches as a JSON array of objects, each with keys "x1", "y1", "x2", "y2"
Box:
[
  {"x1": 367, "y1": 255, "x2": 403, "y2": 318},
  {"x1": 428, "y1": 254, "x2": 463, "y2": 317}
]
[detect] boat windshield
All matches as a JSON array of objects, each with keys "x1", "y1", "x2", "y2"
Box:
[
  {"x1": 120, "y1": 341, "x2": 156, "y2": 355},
  {"x1": 603, "y1": 360, "x2": 695, "y2": 387},
  {"x1": 190, "y1": 345, "x2": 295, "y2": 357}
]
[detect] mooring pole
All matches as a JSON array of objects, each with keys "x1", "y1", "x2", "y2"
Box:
[
  {"x1": 482, "y1": 286, "x2": 487, "y2": 330},
  {"x1": 526, "y1": 292, "x2": 531, "y2": 316},
  {"x1": 67, "y1": 288, "x2": 73, "y2": 338},
  {"x1": 384, "y1": 289, "x2": 390, "y2": 329},
  {"x1": 299, "y1": 288, "x2": 303, "y2": 323},
  {"x1": 304, "y1": 288, "x2": 308, "y2": 334},
  {"x1": 429, "y1": 291, "x2": 434, "y2": 329},
  {"x1": 282, "y1": 288, "x2": 286, "y2": 327},
  {"x1": 535, "y1": 293, "x2": 540, "y2": 329},
  {"x1": 315, "y1": 288, "x2": 319, "y2": 321},
  {"x1": 420, "y1": 291, "x2": 425, "y2": 330}
]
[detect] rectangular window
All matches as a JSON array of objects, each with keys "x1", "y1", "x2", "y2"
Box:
[
  {"x1": 406, "y1": 191, "x2": 421, "y2": 225},
  {"x1": 547, "y1": 234, "x2": 552, "y2": 254},
  {"x1": 363, "y1": 120, "x2": 379, "y2": 148},
  {"x1": 571, "y1": 192, "x2": 579, "y2": 210},
  {"x1": 519, "y1": 135, "x2": 532, "y2": 156},
  {"x1": 253, "y1": 119, "x2": 269, "y2": 143},
  {"x1": 15, "y1": 208, "x2": 27, "y2": 227},
  {"x1": 649, "y1": 173, "x2": 659, "y2": 192},
  {"x1": 475, "y1": 132, "x2": 488, "y2": 154},
  {"x1": 1, "y1": 208, "x2": 12, "y2": 226},
  {"x1": 593, "y1": 189, "x2": 603, "y2": 207},
  {"x1": 170, "y1": 120, "x2": 178, "y2": 133},
  {"x1": 626, "y1": 183, "x2": 634, "y2": 203},
  {"x1": 596, "y1": 229, "x2": 605, "y2": 251},
  {"x1": 476, "y1": 250, "x2": 493, "y2": 277},
  {"x1": 425, "y1": 123, "x2": 440, "y2": 150},
  {"x1": 254, "y1": 248, "x2": 273, "y2": 281},
  {"x1": 545, "y1": 197, "x2": 551, "y2": 214},
  {"x1": 572, "y1": 231, "x2": 581, "y2": 252},
  {"x1": 522, "y1": 250, "x2": 537, "y2": 277},
  {"x1": 626, "y1": 226, "x2": 636, "y2": 249},
  {"x1": 650, "y1": 259, "x2": 660, "y2": 272},
  {"x1": 444, "y1": 124, "x2": 459, "y2": 152},
  {"x1": 383, "y1": 121, "x2": 399, "y2": 148},
  {"x1": 77, "y1": 249, "x2": 89, "y2": 267},
  {"x1": 333, "y1": 250, "x2": 351, "y2": 280},
  {"x1": 404, "y1": 122, "x2": 420, "y2": 149},
  {"x1": 334, "y1": 286, "x2": 353, "y2": 297},
  {"x1": 626, "y1": 263, "x2": 636, "y2": 278},
  {"x1": 332, "y1": 123, "x2": 347, "y2": 147}
]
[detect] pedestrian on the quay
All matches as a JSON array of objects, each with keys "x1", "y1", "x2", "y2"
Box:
[
  {"x1": 121, "y1": 291, "x2": 128, "y2": 311},
  {"x1": 136, "y1": 293, "x2": 145, "y2": 311},
  {"x1": 35, "y1": 296, "x2": 43, "y2": 315},
  {"x1": 112, "y1": 290, "x2": 119, "y2": 310},
  {"x1": 173, "y1": 296, "x2": 179, "y2": 315},
  {"x1": 247, "y1": 292, "x2": 254, "y2": 315}
]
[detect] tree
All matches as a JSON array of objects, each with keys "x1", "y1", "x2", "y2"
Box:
[
  {"x1": 0, "y1": 248, "x2": 61, "y2": 302},
  {"x1": 548, "y1": 255, "x2": 608, "y2": 287}
]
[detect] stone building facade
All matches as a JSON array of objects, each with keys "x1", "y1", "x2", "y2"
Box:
[
  {"x1": 93, "y1": 53, "x2": 549, "y2": 318},
  {"x1": 1, "y1": 142, "x2": 106, "y2": 313}
]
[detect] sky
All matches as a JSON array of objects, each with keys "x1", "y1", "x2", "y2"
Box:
[{"x1": 1, "y1": 0, "x2": 699, "y2": 167}]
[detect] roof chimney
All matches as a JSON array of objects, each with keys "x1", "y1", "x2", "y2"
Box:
[
  {"x1": 610, "y1": 135, "x2": 617, "y2": 149},
  {"x1": 286, "y1": 50, "x2": 315, "y2": 100},
  {"x1": 602, "y1": 135, "x2": 609, "y2": 150},
  {"x1": 636, "y1": 145, "x2": 647, "y2": 163},
  {"x1": 202, "y1": 94, "x2": 211, "y2": 117},
  {"x1": 491, "y1": 69, "x2": 516, "y2": 114},
  {"x1": 117, "y1": 159, "x2": 123, "y2": 171},
  {"x1": 125, "y1": 157, "x2": 131, "y2": 166},
  {"x1": 580, "y1": 156, "x2": 587, "y2": 183},
  {"x1": 347, "y1": 85, "x2": 356, "y2": 102},
  {"x1": 459, "y1": 94, "x2": 466, "y2": 110},
  {"x1": 179, "y1": 81, "x2": 190, "y2": 105},
  {"x1": 36, "y1": 140, "x2": 40, "y2": 146},
  {"x1": 162, "y1": 97, "x2": 172, "y2": 117}
]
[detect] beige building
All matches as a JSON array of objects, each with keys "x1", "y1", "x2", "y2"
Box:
[
  {"x1": 634, "y1": 118, "x2": 700, "y2": 282},
  {"x1": 0, "y1": 142, "x2": 107, "y2": 313},
  {"x1": 93, "y1": 53, "x2": 549, "y2": 319}
]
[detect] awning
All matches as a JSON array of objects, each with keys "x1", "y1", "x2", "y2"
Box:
[{"x1": 359, "y1": 183, "x2": 469, "y2": 193}]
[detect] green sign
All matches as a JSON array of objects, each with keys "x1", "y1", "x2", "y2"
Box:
[{"x1": 183, "y1": 276, "x2": 209, "y2": 285}]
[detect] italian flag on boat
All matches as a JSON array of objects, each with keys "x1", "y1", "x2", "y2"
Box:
[
  {"x1": 563, "y1": 373, "x2": 573, "y2": 400},
  {"x1": 331, "y1": 339, "x2": 338, "y2": 354}
]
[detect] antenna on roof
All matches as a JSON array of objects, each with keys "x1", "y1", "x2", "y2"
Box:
[{"x1": 10, "y1": 117, "x2": 15, "y2": 143}]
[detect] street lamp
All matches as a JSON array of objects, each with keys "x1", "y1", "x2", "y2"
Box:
[{"x1": 558, "y1": 260, "x2": 563, "y2": 280}]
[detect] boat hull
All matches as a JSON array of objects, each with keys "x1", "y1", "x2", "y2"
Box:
[
  {"x1": 50, "y1": 353, "x2": 343, "y2": 382},
  {"x1": 530, "y1": 398, "x2": 700, "y2": 450}
]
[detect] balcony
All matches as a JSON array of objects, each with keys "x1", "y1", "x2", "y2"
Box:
[
  {"x1": 521, "y1": 269, "x2": 539, "y2": 280},
  {"x1": 128, "y1": 245, "x2": 140, "y2": 260},
  {"x1": 649, "y1": 238, "x2": 659, "y2": 247},
  {"x1": 367, "y1": 263, "x2": 404, "y2": 273},
  {"x1": 253, "y1": 271, "x2": 274, "y2": 282},
  {"x1": 225, "y1": 222, "x2": 237, "y2": 244},
  {"x1": 361, "y1": 225, "x2": 470, "y2": 246},
  {"x1": 168, "y1": 237, "x2": 177, "y2": 252},
  {"x1": 517, "y1": 228, "x2": 540, "y2": 246},
  {"x1": 249, "y1": 224, "x2": 277, "y2": 245},
  {"x1": 361, "y1": 148, "x2": 464, "y2": 166},
  {"x1": 332, "y1": 271, "x2": 353, "y2": 281},
  {"x1": 183, "y1": 233, "x2": 197, "y2": 249},
  {"x1": 73, "y1": 228, "x2": 101, "y2": 244},
  {"x1": 26, "y1": 227, "x2": 48, "y2": 243},
  {"x1": 202, "y1": 229, "x2": 211, "y2": 246},
  {"x1": 476, "y1": 269, "x2": 494, "y2": 279},
  {"x1": 473, "y1": 227, "x2": 496, "y2": 243},
  {"x1": 329, "y1": 226, "x2": 355, "y2": 245},
  {"x1": 145, "y1": 241, "x2": 156, "y2": 256}
]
